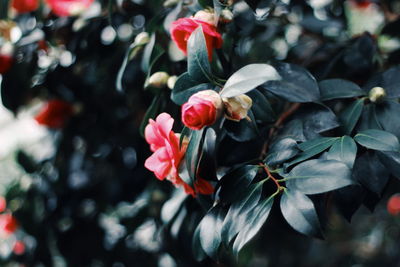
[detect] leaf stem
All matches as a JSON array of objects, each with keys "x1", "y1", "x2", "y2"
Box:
[{"x1": 259, "y1": 163, "x2": 284, "y2": 192}]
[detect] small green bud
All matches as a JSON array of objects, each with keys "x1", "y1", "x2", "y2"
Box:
[
  {"x1": 369, "y1": 86, "x2": 386, "y2": 103},
  {"x1": 148, "y1": 72, "x2": 170, "y2": 88}
]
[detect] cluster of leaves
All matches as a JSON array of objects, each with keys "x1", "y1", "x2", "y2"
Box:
[{"x1": 1, "y1": 0, "x2": 400, "y2": 266}]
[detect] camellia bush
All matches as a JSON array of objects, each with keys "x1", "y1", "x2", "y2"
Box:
[{"x1": 1, "y1": 0, "x2": 400, "y2": 266}]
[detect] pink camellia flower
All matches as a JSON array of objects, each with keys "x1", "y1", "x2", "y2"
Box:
[
  {"x1": 144, "y1": 113, "x2": 214, "y2": 196},
  {"x1": 35, "y1": 99, "x2": 74, "y2": 129},
  {"x1": 12, "y1": 0, "x2": 39, "y2": 13},
  {"x1": 45, "y1": 0, "x2": 94, "y2": 17},
  {"x1": 170, "y1": 17, "x2": 223, "y2": 61},
  {"x1": 0, "y1": 214, "x2": 18, "y2": 236},
  {"x1": 387, "y1": 194, "x2": 400, "y2": 216},
  {"x1": 182, "y1": 90, "x2": 222, "y2": 130}
]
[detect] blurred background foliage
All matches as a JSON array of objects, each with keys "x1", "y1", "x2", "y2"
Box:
[{"x1": 0, "y1": 0, "x2": 400, "y2": 266}]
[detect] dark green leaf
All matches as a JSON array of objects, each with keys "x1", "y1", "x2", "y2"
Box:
[
  {"x1": 334, "y1": 185, "x2": 366, "y2": 222},
  {"x1": 224, "y1": 112, "x2": 259, "y2": 142},
  {"x1": 375, "y1": 100, "x2": 400, "y2": 139},
  {"x1": 171, "y1": 72, "x2": 213, "y2": 105},
  {"x1": 192, "y1": 223, "x2": 207, "y2": 261},
  {"x1": 261, "y1": 62, "x2": 320, "y2": 102},
  {"x1": 232, "y1": 196, "x2": 274, "y2": 256},
  {"x1": 187, "y1": 26, "x2": 213, "y2": 82},
  {"x1": 339, "y1": 99, "x2": 364, "y2": 135},
  {"x1": 221, "y1": 182, "x2": 263, "y2": 245},
  {"x1": 285, "y1": 159, "x2": 353, "y2": 194},
  {"x1": 353, "y1": 152, "x2": 390, "y2": 195},
  {"x1": 219, "y1": 64, "x2": 280, "y2": 98},
  {"x1": 141, "y1": 33, "x2": 156, "y2": 73},
  {"x1": 197, "y1": 127, "x2": 218, "y2": 181},
  {"x1": 139, "y1": 94, "x2": 162, "y2": 137},
  {"x1": 376, "y1": 151, "x2": 400, "y2": 179},
  {"x1": 248, "y1": 89, "x2": 276, "y2": 123},
  {"x1": 265, "y1": 138, "x2": 299, "y2": 166},
  {"x1": 198, "y1": 206, "x2": 225, "y2": 259},
  {"x1": 218, "y1": 165, "x2": 259, "y2": 203},
  {"x1": 280, "y1": 189, "x2": 322, "y2": 238},
  {"x1": 327, "y1": 136, "x2": 357, "y2": 168},
  {"x1": 185, "y1": 129, "x2": 205, "y2": 184},
  {"x1": 319, "y1": 79, "x2": 365, "y2": 101},
  {"x1": 354, "y1": 129, "x2": 400, "y2": 151},
  {"x1": 287, "y1": 137, "x2": 338, "y2": 167},
  {"x1": 363, "y1": 65, "x2": 400, "y2": 98},
  {"x1": 357, "y1": 104, "x2": 382, "y2": 131},
  {"x1": 300, "y1": 104, "x2": 339, "y2": 137}
]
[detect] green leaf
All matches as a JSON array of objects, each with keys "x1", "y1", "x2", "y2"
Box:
[
  {"x1": 232, "y1": 196, "x2": 274, "y2": 256},
  {"x1": 261, "y1": 62, "x2": 320, "y2": 103},
  {"x1": 185, "y1": 129, "x2": 205, "y2": 184},
  {"x1": 248, "y1": 89, "x2": 276, "y2": 123},
  {"x1": 139, "y1": 94, "x2": 163, "y2": 137},
  {"x1": 171, "y1": 72, "x2": 214, "y2": 105},
  {"x1": 354, "y1": 129, "x2": 400, "y2": 152},
  {"x1": 319, "y1": 79, "x2": 365, "y2": 101},
  {"x1": 363, "y1": 65, "x2": 400, "y2": 98},
  {"x1": 221, "y1": 182, "x2": 263, "y2": 245},
  {"x1": 218, "y1": 165, "x2": 259, "y2": 203},
  {"x1": 141, "y1": 33, "x2": 156, "y2": 73},
  {"x1": 187, "y1": 26, "x2": 213, "y2": 82},
  {"x1": 219, "y1": 64, "x2": 281, "y2": 98},
  {"x1": 280, "y1": 189, "x2": 323, "y2": 238},
  {"x1": 198, "y1": 206, "x2": 225, "y2": 259},
  {"x1": 0, "y1": 0, "x2": 9, "y2": 19},
  {"x1": 327, "y1": 136, "x2": 357, "y2": 168},
  {"x1": 375, "y1": 100, "x2": 400, "y2": 139},
  {"x1": 265, "y1": 138, "x2": 299, "y2": 166},
  {"x1": 192, "y1": 223, "x2": 207, "y2": 261},
  {"x1": 377, "y1": 151, "x2": 400, "y2": 179},
  {"x1": 285, "y1": 159, "x2": 353, "y2": 194},
  {"x1": 339, "y1": 98, "x2": 364, "y2": 135},
  {"x1": 287, "y1": 137, "x2": 338, "y2": 166}
]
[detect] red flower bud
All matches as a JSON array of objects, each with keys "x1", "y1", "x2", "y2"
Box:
[
  {"x1": 12, "y1": 0, "x2": 39, "y2": 13},
  {"x1": 34, "y1": 100, "x2": 74, "y2": 129},
  {"x1": 181, "y1": 90, "x2": 222, "y2": 130},
  {"x1": 0, "y1": 54, "x2": 13, "y2": 74},
  {"x1": 387, "y1": 194, "x2": 400, "y2": 216},
  {"x1": 45, "y1": 0, "x2": 94, "y2": 17},
  {"x1": 0, "y1": 197, "x2": 6, "y2": 213},
  {"x1": 0, "y1": 214, "x2": 18, "y2": 236},
  {"x1": 13, "y1": 240, "x2": 25, "y2": 255},
  {"x1": 170, "y1": 17, "x2": 223, "y2": 61}
]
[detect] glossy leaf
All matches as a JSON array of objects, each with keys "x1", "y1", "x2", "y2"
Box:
[
  {"x1": 280, "y1": 189, "x2": 323, "y2": 238},
  {"x1": 171, "y1": 73, "x2": 213, "y2": 104},
  {"x1": 319, "y1": 79, "x2": 365, "y2": 101},
  {"x1": 354, "y1": 129, "x2": 400, "y2": 152},
  {"x1": 220, "y1": 64, "x2": 281, "y2": 98},
  {"x1": 375, "y1": 100, "x2": 400, "y2": 139},
  {"x1": 218, "y1": 165, "x2": 259, "y2": 203},
  {"x1": 285, "y1": 159, "x2": 353, "y2": 194},
  {"x1": 185, "y1": 129, "x2": 205, "y2": 184},
  {"x1": 327, "y1": 136, "x2": 357, "y2": 168},
  {"x1": 139, "y1": 94, "x2": 163, "y2": 137},
  {"x1": 221, "y1": 182, "x2": 263, "y2": 245},
  {"x1": 261, "y1": 62, "x2": 320, "y2": 103},
  {"x1": 232, "y1": 196, "x2": 274, "y2": 256},
  {"x1": 187, "y1": 26, "x2": 213, "y2": 82},
  {"x1": 265, "y1": 138, "x2": 300, "y2": 166},
  {"x1": 363, "y1": 65, "x2": 400, "y2": 98},
  {"x1": 339, "y1": 99, "x2": 364, "y2": 135},
  {"x1": 377, "y1": 151, "x2": 400, "y2": 179},
  {"x1": 248, "y1": 89, "x2": 276, "y2": 123}
]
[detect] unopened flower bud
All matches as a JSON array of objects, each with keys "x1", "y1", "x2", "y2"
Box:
[
  {"x1": 134, "y1": 32, "x2": 150, "y2": 46},
  {"x1": 220, "y1": 9, "x2": 234, "y2": 24},
  {"x1": 369, "y1": 86, "x2": 386, "y2": 103},
  {"x1": 148, "y1": 72, "x2": 170, "y2": 88},
  {"x1": 223, "y1": 94, "x2": 253, "y2": 121},
  {"x1": 193, "y1": 10, "x2": 215, "y2": 25},
  {"x1": 182, "y1": 90, "x2": 223, "y2": 130},
  {"x1": 387, "y1": 194, "x2": 400, "y2": 216},
  {"x1": 167, "y1": 75, "x2": 178, "y2": 89}
]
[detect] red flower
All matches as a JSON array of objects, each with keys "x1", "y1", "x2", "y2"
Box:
[
  {"x1": 0, "y1": 214, "x2": 18, "y2": 236},
  {"x1": 12, "y1": 0, "x2": 39, "y2": 13},
  {"x1": 182, "y1": 90, "x2": 222, "y2": 130},
  {"x1": 387, "y1": 194, "x2": 400, "y2": 216},
  {"x1": 0, "y1": 54, "x2": 13, "y2": 74},
  {"x1": 35, "y1": 100, "x2": 74, "y2": 128},
  {"x1": 170, "y1": 17, "x2": 223, "y2": 61},
  {"x1": 45, "y1": 0, "x2": 94, "y2": 17},
  {"x1": 144, "y1": 113, "x2": 214, "y2": 196},
  {"x1": 13, "y1": 240, "x2": 25, "y2": 255},
  {"x1": 0, "y1": 197, "x2": 6, "y2": 213}
]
